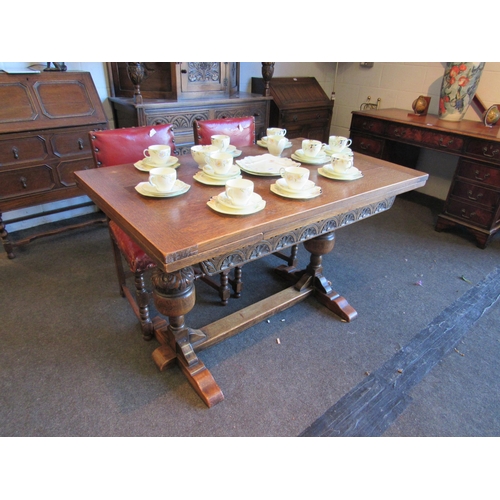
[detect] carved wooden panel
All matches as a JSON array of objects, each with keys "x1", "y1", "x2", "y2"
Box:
[{"x1": 200, "y1": 197, "x2": 396, "y2": 275}]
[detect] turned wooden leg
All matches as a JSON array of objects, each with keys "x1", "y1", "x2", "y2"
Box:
[
  {"x1": 218, "y1": 270, "x2": 231, "y2": 305},
  {"x1": 302, "y1": 232, "x2": 357, "y2": 322},
  {"x1": 134, "y1": 271, "x2": 154, "y2": 341},
  {"x1": 151, "y1": 267, "x2": 224, "y2": 407},
  {"x1": 229, "y1": 266, "x2": 243, "y2": 298}
]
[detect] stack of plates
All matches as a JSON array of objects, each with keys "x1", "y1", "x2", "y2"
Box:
[
  {"x1": 207, "y1": 192, "x2": 266, "y2": 215},
  {"x1": 135, "y1": 179, "x2": 191, "y2": 197},
  {"x1": 318, "y1": 166, "x2": 363, "y2": 181},
  {"x1": 291, "y1": 149, "x2": 330, "y2": 165},
  {"x1": 134, "y1": 156, "x2": 180, "y2": 172},
  {"x1": 236, "y1": 154, "x2": 300, "y2": 176},
  {"x1": 257, "y1": 136, "x2": 293, "y2": 149},
  {"x1": 271, "y1": 178, "x2": 322, "y2": 199},
  {"x1": 193, "y1": 165, "x2": 242, "y2": 186}
]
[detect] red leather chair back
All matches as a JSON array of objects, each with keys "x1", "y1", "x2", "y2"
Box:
[
  {"x1": 89, "y1": 124, "x2": 175, "y2": 167},
  {"x1": 193, "y1": 116, "x2": 255, "y2": 147}
]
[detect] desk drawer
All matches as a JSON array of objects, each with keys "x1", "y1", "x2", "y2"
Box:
[
  {"x1": 0, "y1": 135, "x2": 49, "y2": 166},
  {"x1": 57, "y1": 157, "x2": 95, "y2": 187},
  {"x1": 51, "y1": 129, "x2": 92, "y2": 157},
  {"x1": 386, "y1": 124, "x2": 464, "y2": 152},
  {"x1": 465, "y1": 138, "x2": 500, "y2": 164},
  {"x1": 350, "y1": 115, "x2": 385, "y2": 135},
  {"x1": 281, "y1": 108, "x2": 331, "y2": 124},
  {"x1": 450, "y1": 179, "x2": 500, "y2": 209},
  {"x1": 445, "y1": 199, "x2": 496, "y2": 229},
  {"x1": 0, "y1": 165, "x2": 56, "y2": 199},
  {"x1": 457, "y1": 159, "x2": 500, "y2": 188},
  {"x1": 351, "y1": 134, "x2": 384, "y2": 157}
]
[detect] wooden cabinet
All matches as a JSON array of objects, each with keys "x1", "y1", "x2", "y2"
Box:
[
  {"x1": 0, "y1": 71, "x2": 108, "y2": 258},
  {"x1": 251, "y1": 77, "x2": 333, "y2": 143},
  {"x1": 350, "y1": 108, "x2": 500, "y2": 248},
  {"x1": 108, "y1": 63, "x2": 271, "y2": 153},
  {"x1": 109, "y1": 95, "x2": 271, "y2": 155}
]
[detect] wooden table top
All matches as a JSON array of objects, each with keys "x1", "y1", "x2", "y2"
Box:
[{"x1": 75, "y1": 138, "x2": 428, "y2": 272}]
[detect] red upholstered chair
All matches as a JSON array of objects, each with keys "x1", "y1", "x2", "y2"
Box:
[
  {"x1": 89, "y1": 125, "x2": 176, "y2": 340},
  {"x1": 193, "y1": 116, "x2": 256, "y2": 147}
]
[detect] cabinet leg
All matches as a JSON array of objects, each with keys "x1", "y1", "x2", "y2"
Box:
[{"x1": 0, "y1": 213, "x2": 15, "y2": 259}]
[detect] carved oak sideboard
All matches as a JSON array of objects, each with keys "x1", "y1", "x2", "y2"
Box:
[
  {"x1": 350, "y1": 108, "x2": 500, "y2": 248},
  {"x1": 0, "y1": 70, "x2": 108, "y2": 258},
  {"x1": 109, "y1": 93, "x2": 271, "y2": 155}
]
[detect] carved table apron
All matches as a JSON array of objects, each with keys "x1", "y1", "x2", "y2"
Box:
[{"x1": 75, "y1": 138, "x2": 428, "y2": 407}]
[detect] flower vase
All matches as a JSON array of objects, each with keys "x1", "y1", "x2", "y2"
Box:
[{"x1": 438, "y1": 62, "x2": 485, "y2": 121}]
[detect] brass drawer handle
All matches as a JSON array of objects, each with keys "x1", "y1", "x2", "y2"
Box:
[
  {"x1": 77, "y1": 139, "x2": 84, "y2": 150},
  {"x1": 359, "y1": 142, "x2": 369, "y2": 151},
  {"x1": 12, "y1": 146, "x2": 19, "y2": 159},
  {"x1": 482, "y1": 147, "x2": 499, "y2": 158},
  {"x1": 460, "y1": 208, "x2": 476, "y2": 219},
  {"x1": 19, "y1": 176, "x2": 27, "y2": 189},
  {"x1": 474, "y1": 170, "x2": 490, "y2": 181},
  {"x1": 438, "y1": 137, "x2": 454, "y2": 148},
  {"x1": 467, "y1": 190, "x2": 483, "y2": 201}
]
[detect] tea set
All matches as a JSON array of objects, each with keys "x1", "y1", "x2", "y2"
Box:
[
  {"x1": 257, "y1": 128, "x2": 293, "y2": 153},
  {"x1": 135, "y1": 133, "x2": 362, "y2": 211},
  {"x1": 208, "y1": 177, "x2": 266, "y2": 215},
  {"x1": 134, "y1": 145, "x2": 189, "y2": 197},
  {"x1": 192, "y1": 136, "x2": 243, "y2": 186},
  {"x1": 134, "y1": 144, "x2": 180, "y2": 172}
]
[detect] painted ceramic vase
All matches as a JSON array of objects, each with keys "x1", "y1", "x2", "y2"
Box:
[{"x1": 438, "y1": 62, "x2": 485, "y2": 121}]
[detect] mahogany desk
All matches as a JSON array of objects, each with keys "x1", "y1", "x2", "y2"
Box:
[
  {"x1": 350, "y1": 108, "x2": 500, "y2": 248},
  {"x1": 75, "y1": 138, "x2": 428, "y2": 407}
]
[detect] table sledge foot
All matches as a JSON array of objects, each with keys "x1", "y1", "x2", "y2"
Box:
[
  {"x1": 313, "y1": 287, "x2": 358, "y2": 322},
  {"x1": 178, "y1": 358, "x2": 224, "y2": 407}
]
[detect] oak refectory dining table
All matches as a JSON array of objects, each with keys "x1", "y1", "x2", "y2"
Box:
[{"x1": 75, "y1": 137, "x2": 428, "y2": 407}]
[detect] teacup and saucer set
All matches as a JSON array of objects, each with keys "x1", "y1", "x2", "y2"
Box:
[
  {"x1": 135, "y1": 166, "x2": 190, "y2": 198},
  {"x1": 210, "y1": 134, "x2": 242, "y2": 157},
  {"x1": 208, "y1": 178, "x2": 266, "y2": 215},
  {"x1": 134, "y1": 144, "x2": 180, "y2": 172},
  {"x1": 318, "y1": 153, "x2": 363, "y2": 181},
  {"x1": 257, "y1": 128, "x2": 292, "y2": 150},
  {"x1": 270, "y1": 166, "x2": 321, "y2": 199},
  {"x1": 193, "y1": 150, "x2": 242, "y2": 186},
  {"x1": 292, "y1": 139, "x2": 330, "y2": 165},
  {"x1": 322, "y1": 135, "x2": 353, "y2": 157}
]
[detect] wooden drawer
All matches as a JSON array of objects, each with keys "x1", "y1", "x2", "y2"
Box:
[
  {"x1": 145, "y1": 108, "x2": 210, "y2": 131},
  {"x1": 0, "y1": 135, "x2": 49, "y2": 166},
  {"x1": 212, "y1": 102, "x2": 268, "y2": 123},
  {"x1": 445, "y1": 198, "x2": 496, "y2": 229},
  {"x1": 0, "y1": 165, "x2": 56, "y2": 199},
  {"x1": 465, "y1": 138, "x2": 500, "y2": 164},
  {"x1": 386, "y1": 124, "x2": 464, "y2": 152},
  {"x1": 351, "y1": 134, "x2": 384, "y2": 157},
  {"x1": 51, "y1": 129, "x2": 93, "y2": 157},
  {"x1": 457, "y1": 159, "x2": 500, "y2": 188},
  {"x1": 280, "y1": 107, "x2": 331, "y2": 125},
  {"x1": 57, "y1": 157, "x2": 95, "y2": 187},
  {"x1": 450, "y1": 179, "x2": 500, "y2": 209},
  {"x1": 350, "y1": 115, "x2": 385, "y2": 135}
]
